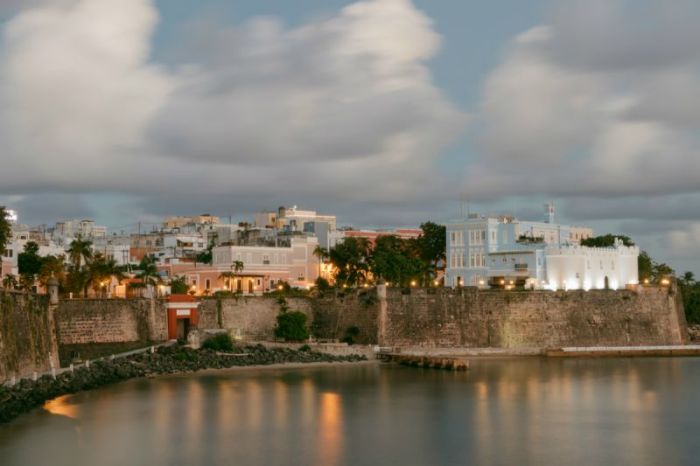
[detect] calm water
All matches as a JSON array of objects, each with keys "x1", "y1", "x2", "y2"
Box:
[{"x1": 2, "y1": 358, "x2": 700, "y2": 466}]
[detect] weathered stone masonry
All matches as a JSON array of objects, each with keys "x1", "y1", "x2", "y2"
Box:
[
  {"x1": 0, "y1": 284, "x2": 688, "y2": 381},
  {"x1": 379, "y1": 286, "x2": 687, "y2": 348},
  {"x1": 0, "y1": 291, "x2": 59, "y2": 382}
]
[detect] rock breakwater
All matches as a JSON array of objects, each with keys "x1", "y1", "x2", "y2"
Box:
[{"x1": 0, "y1": 344, "x2": 366, "y2": 423}]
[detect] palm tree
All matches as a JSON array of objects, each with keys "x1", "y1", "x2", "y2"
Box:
[
  {"x1": 681, "y1": 271, "x2": 696, "y2": 287},
  {"x1": 38, "y1": 255, "x2": 66, "y2": 289},
  {"x1": 233, "y1": 260, "x2": 244, "y2": 274},
  {"x1": 0, "y1": 207, "x2": 12, "y2": 272},
  {"x1": 67, "y1": 235, "x2": 93, "y2": 269},
  {"x1": 87, "y1": 254, "x2": 125, "y2": 297},
  {"x1": 219, "y1": 271, "x2": 236, "y2": 292},
  {"x1": 313, "y1": 245, "x2": 329, "y2": 280},
  {"x1": 137, "y1": 255, "x2": 162, "y2": 297},
  {"x1": 2, "y1": 273, "x2": 18, "y2": 290}
]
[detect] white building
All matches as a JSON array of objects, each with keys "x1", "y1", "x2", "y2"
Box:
[
  {"x1": 545, "y1": 238, "x2": 639, "y2": 291},
  {"x1": 445, "y1": 204, "x2": 612, "y2": 289},
  {"x1": 446, "y1": 204, "x2": 593, "y2": 288},
  {"x1": 254, "y1": 205, "x2": 339, "y2": 249},
  {"x1": 93, "y1": 235, "x2": 131, "y2": 266},
  {"x1": 52, "y1": 219, "x2": 107, "y2": 245}
]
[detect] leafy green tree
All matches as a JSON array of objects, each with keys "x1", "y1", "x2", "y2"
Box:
[
  {"x1": 0, "y1": 207, "x2": 11, "y2": 269},
  {"x1": 678, "y1": 271, "x2": 700, "y2": 324},
  {"x1": 638, "y1": 251, "x2": 654, "y2": 281},
  {"x1": 18, "y1": 241, "x2": 42, "y2": 276},
  {"x1": 581, "y1": 234, "x2": 634, "y2": 247},
  {"x1": 38, "y1": 255, "x2": 66, "y2": 289},
  {"x1": 170, "y1": 275, "x2": 189, "y2": 294},
  {"x1": 329, "y1": 237, "x2": 371, "y2": 286},
  {"x1": 370, "y1": 235, "x2": 423, "y2": 287},
  {"x1": 275, "y1": 311, "x2": 309, "y2": 341},
  {"x1": 196, "y1": 240, "x2": 215, "y2": 264},
  {"x1": 417, "y1": 222, "x2": 446, "y2": 266},
  {"x1": 652, "y1": 262, "x2": 675, "y2": 281}
]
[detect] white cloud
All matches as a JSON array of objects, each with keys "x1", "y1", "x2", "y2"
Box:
[
  {"x1": 0, "y1": 0, "x2": 465, "y2": 206},
  {"x1": 0, "y1": 0, "x2": 173, "y2": 192},
  {"x1": 468, "y1": 0, "x2": 700, "y2": 200}
]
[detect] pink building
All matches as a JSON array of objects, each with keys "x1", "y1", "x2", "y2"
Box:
[{"x1": 159, "y1": 236, "x2": 320, "y2": 295}]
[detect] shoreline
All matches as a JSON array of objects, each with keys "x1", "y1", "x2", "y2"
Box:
[
  {"x1": 0, "y1": 344, "x2": 369, "y2": 424},
  {"x1": 163, "y1": 359, "x2": 380, "y2": 378}
]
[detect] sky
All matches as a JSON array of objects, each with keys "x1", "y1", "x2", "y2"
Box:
[{"x1": 0, "y1": 0, "x2": 699, "y2": 275}]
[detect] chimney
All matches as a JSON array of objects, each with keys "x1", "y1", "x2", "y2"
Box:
[{"x1": 544, "y1": 202, "x2": 555, "y2": 224}]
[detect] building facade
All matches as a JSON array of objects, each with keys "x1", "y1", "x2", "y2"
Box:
[
  {"x1": 445, "y1": 204, "x2": 601, "y2": 289},
  {"x1": 159, "y1": 236, "x2": 320, "y2": 295}
]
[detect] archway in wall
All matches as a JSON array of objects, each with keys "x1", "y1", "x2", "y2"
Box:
[{"x1": 604, "y1": 276, "x2": 610, "y2": 290}]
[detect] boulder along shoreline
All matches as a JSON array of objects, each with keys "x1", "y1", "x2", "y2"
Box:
[{"x1": 0, "y1": 344, "x2": 367, "y2": 424}]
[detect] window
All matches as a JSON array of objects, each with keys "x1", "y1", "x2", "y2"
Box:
[
  {"x1": 600, "y1": 260, "x2": 603, "y2": 270},
  {"x1": 205, "y1": 279, "x2": 210, "y2": 290},
  {"x1": 491, "y1": 231, "x2": 496, "y2": 241},
  {"x1": 263, "y1": 254, "x2": 270, "y2": 265},
  {"x1": 481, "y1": 230, "x2": 486, "y2": 241},
  {"x1": 611, "y1": 261, "x2": 615, "y2": 270}
]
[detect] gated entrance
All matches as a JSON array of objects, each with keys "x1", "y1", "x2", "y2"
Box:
[{"x1": 167, "y1": 294, "x2": 200, "y2": 341}]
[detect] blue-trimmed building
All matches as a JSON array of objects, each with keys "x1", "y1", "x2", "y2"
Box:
[{"x1": 445, "y1": 204, "x2": 593, "y2": 288}]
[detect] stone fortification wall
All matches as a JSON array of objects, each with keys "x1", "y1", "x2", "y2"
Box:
[
  {"x1": 310, "y1": 290, "x2": 379, "y2": 344},
  {"x1": 55, "y1": 299, "x2": 163, "y2": 365},
  {"x1": 2, "y1": 284, "x2": 688, "y2": 377},
  {"x1": 380, "y1": 286, "x2": 688, "y2": 348},
  {"x1": 198, "y1": 296, "x2": 313, "y2": 341},
  {"x1": 0, "y1": 291, "x2": 58, "y2": 382}
]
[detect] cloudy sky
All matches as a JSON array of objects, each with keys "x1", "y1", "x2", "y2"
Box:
[{"x1": 0, "y1": 0, "x2": 698, "y2": 274}]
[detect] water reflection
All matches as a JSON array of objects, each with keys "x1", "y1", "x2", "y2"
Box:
[
  {"x1": 2, "y1": 359, "x2": 700, "y2": 466},
  {"x1": 316, "y1": 392, "x2": 343, "y2": 466},
  {"x1": 44, "y1": 395, "x2": 78, "y2": 419}
]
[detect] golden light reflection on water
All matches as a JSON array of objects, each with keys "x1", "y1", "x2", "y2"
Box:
[
  {"x1": 469, "y1": 360, "x2": 672, "y2": 465},
  {"x1": 216, "y1": 380, "x2": 237, "y2": 432},
  {"x1": 44, "y1": 394, "x2": 79, "y2": 419},
  {"x1": 244, "y1": 380, "x2": 263, "y2": 430},
  {"x1": 316, "y1": 392, "x2": 343, "y2": 466},
  {"x1": 301, "y1": 377, "x2": 315, "y2": 427},
  {"x1": 274, "y1": 380, "x2": 288, "y2": 427}
]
